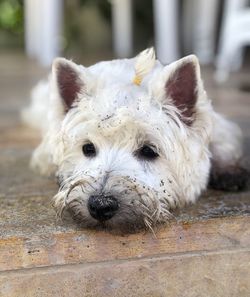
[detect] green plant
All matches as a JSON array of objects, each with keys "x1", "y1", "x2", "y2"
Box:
[{"x1": 0, "y1": 0, "x2": 23, "y2": 34}]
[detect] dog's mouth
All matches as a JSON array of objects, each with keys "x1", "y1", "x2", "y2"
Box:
[
  {"x1": 68, "y1": 207, "x2": 147, "y2": 234},
  {"x1": 58, "y1": 194, "x2": 148, "y2": 233}
]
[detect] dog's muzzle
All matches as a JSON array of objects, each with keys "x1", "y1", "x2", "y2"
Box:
[{"x1": 87, "y1": 194, "x2": 119, "y2": 221}]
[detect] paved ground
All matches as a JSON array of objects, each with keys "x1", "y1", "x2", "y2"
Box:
[{"x1": 0, "y1": 51, "x2": 249, "y2": 296}]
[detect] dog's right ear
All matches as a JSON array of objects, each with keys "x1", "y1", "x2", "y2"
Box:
[{"x1": 52, "y1": 58, "x2": 85, "y2": 112}]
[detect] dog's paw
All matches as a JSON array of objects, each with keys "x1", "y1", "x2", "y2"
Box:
[{"x1": 209, "y1": 163, "x2": 250, "y2": 191}]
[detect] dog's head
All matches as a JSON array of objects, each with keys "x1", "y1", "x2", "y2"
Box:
[{"x1": 44, "y1": 49, "x2": 212, "y2": 232}]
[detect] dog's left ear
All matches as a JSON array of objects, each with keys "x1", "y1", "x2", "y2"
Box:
[
  {"x1": 52, "y1": 58, "x2": 85, "y2": 112},
  {"x1": 158, "y1": 55, "x2": 204, "y2": 125}
]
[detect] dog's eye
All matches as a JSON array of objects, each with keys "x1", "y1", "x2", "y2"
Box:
[
  {"x1": 137, "y1": 145, "x2": 159, "y2": 160},
  {"x1": 82, "y1": 143, "x2": 96, "y2": 157}
]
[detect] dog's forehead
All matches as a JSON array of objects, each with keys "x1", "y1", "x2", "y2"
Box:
[
  {"x1": 77, "y1": 85, "x2": 157, "y2": 132},
  {"x1": 67, "y1": 88, "x2": 163, "y2": 145}
]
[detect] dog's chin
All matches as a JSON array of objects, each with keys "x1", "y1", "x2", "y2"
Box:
[{"x1": 63, "y1": 207, "x2": 147, "y2": 234}]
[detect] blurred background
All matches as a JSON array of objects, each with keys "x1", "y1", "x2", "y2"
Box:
[
  {"x1": 1, "y1": 0, "x2": 250, "y2": 73},
  {"x1": 0, "y1": 0, "x2": 249, "y2": 145}
]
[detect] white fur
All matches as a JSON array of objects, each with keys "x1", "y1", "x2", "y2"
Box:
[
  {"x1": 133, "y1": 47, "x2": 156, "y2": 83},
  {"x1": 21, "y1": 80, "x2": 50, "y2": 133},
  {"x1": 22, "y1": 49, "x2": 243, "y2": 231}
]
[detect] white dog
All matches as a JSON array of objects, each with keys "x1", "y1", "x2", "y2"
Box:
[{"x1": 22, "y1": 48, "x2": 247, "y2": 232}]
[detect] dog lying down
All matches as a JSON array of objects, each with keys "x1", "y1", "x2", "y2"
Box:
[{"x1": 22, "y1": 48, "x2": 248, "y2": 232}]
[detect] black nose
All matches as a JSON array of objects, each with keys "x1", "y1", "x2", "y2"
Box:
[{"x1": 88, "y1": 195, "x2": 119, "y2": 221}]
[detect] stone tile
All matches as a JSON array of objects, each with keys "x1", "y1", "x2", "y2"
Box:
[{"x1": 0, "y1": 249, "x2": 249, "y2": 297}]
